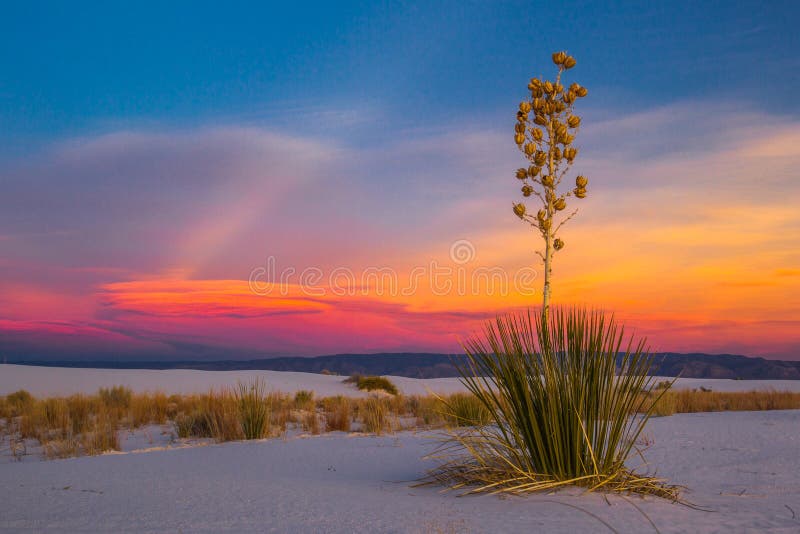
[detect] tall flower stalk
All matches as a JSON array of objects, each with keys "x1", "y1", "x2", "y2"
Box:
[{"x1": 512, "y1": 51, "x2": 589, "y2": 320}]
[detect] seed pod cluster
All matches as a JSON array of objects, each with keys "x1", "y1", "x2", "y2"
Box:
[{"x1": 511, "y1": 51, "x2": 588, "y2": 259}]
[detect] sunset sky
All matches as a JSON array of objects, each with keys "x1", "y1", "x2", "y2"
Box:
[{"x1": 1, "y1": 1, "x2": 799, "y2": 361}]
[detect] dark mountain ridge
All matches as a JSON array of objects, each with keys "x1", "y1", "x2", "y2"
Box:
[{"x1": 8, "y1": 352, "x2": 800, "y2": 379}]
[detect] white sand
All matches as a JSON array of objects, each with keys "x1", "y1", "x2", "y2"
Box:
[
  {"x1": 1, "y1": 411, "x2": 799, "y2": 532},
  {"x1": 2, "y1": 365, "x2": 800, "y2": 532},
  {"x1": 2, "y1": 364, "x2": 800, "y2": 397}
]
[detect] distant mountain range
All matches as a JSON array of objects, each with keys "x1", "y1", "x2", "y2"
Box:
[{"x1": 11, "y1": 352, "x2": 800, "y2": 379}]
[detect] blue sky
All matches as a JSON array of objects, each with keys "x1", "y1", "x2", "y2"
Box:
[{"x1": 2, "y1": 1, "x2": 797, "y2": 156}]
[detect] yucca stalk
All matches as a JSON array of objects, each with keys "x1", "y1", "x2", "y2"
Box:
[{"x1": 426, "y1": 307, "x2": 679, "y2": 499}]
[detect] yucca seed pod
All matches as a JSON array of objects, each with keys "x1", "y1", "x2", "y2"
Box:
[
  {"x1": 575, "y1": 175, "x2": 588, "y2": 188},
  {"x1": 534, "y1": 151, "x2": 547, "y2": 166},
  {"x1": 562, "y1": 133, "x2": 575, "y2": 145},
  {"x1": 554, "y1": 83, "x2": 564, "y2": 94},
  {"x1": 576, "y1": 86, "x2": 588, "y2": 97},
  {"x1": 553, "y1": 238, "x2": 565, "y2": 250},
  {"x1": 537, "y1": 209, "x2": 546, "y2": 221},
  {"x1": 530, "y1": 77, "x2": 541, "y2": 88},
  {"x1": 533, "y1": 97, "x2": 544, "y2": 111},
  {"x1": 513, "y1": 203, "x2": 526, "y2": 219},
  {"x1": 563, "y1": 91, "x2": 575, "y2": 104},
  {"x1": 553, "y1": 147, "x2": 562, "y2": 161},
  {"x1": 524, "y1": 142, "x2": 536, "y2": 156},
  {"x1": 552, "y1": 51, "x2": 567, "y2": 65},
  {"x1": 567, "y1": 115, "x2": 581, "y2": 128},
  {"x1": 574, "y1": 187, "x2": 587, "y2": 199},
  {"x1": 544, "y1": 80, "x2": 554, "y2": 93},
  {"x1": 554, "y1": 198, "x2": 567, "y2": 211},
  {"x1": 532, "y1": 87, "x2": 543, "y2": 98},
  {"x1": 532, "y1": 128, "x2": 543, "y2": 141},
  {"x1": 563, "y1": 56, "x2": 576, "y2": 69},
  {"x1": 521, "y1": 184, "x2": 533, "y2": 197},
  {"x1": 563, "y1": 147, "x2": 575, "y2": 161},
  {"x1": 516, "y1": 111, "x2": 526, "y2": 122},
  {"x1": 515, "y1": 122, "x2": 526, "y2": 133},
  {"x1": 515, "y1": 167, "x2": 528, "y2": 179},
  {"x1": 569, "y1": 82, "x2": 580, "y2": 93},
  {"x1": 519, "y1": 101, "x2": 532, "y2": 114},
  {"x1": 514, "y1": 133, "x2": 525, "y2": 145},
  {"x1": 555, "y1": 101, "x2": 566, "y2": 113},
  {"x1": 539, "y1": 218, "x2": 552, "y2": 231},
  {"x1": 541, "y1": 174, "x2": 555, "y2": 187},
  {"x1": 533, "y1": 114, "x2": 548, "y2": 126},
  {"x1": 528, "y1": 165, "x2": 541, "y2": 176}
]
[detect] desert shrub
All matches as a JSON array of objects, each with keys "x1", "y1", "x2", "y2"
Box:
[
  {"x1": 350, "y1": 375, "x2": 398, "y2": 395},
  {"x1": 6, "y1": 389, "x2": 34, "y2": 416},
  {"x1": 294, "y1": 390, "x2": 315, "y2": 409},
  {"x1": 98, "y1": 386, "x2": 132, "y2": 414},
  {"x1": 425, "y1": 308, "x2": 678, "y2": 499},
  {"x1": 322, "y1": 396, "x2": 352, "y2": 432},
  {"x1": 204, "y1": 391, "x2": 243, "y2": 442},
  {"x1": 82, "y1": 406, "x2": 119, "y2": 454},
  {"x1": 130, "y1": 392, "x2": 169, "y2": 427},
  {"x1": 442, "y1": 393, "x2": 491, "y2": 427},
  {"x1": 174, "y1": 411, "x2": 213, "y2": 438},
  {"x1": 236, "y1": 380, "x2": 271, "y2": 440}
]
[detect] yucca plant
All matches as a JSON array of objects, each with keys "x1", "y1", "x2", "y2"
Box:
[{"x1": 425, "y1": 307, "x2": 679, "y2": 499}]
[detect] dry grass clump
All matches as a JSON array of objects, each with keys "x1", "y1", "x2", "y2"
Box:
[
  {"x1": 424, "y1": 308, "x2": 679, "y2": 500},
  {"x1": 358, "y1": 397, "x2": 392, "y2": 435},
  {"x1": 647, "y1": 389, "x2": 800, "y2": 416},
  {"x1": 321, "y1": 396, "x2": 352, "y2": 432},
  {"x1": 441, "y1": 393, "x2": 491, "y2": 427},
  {"x1": 345, "y1": 375, "x2": 398, "y2": 395}
]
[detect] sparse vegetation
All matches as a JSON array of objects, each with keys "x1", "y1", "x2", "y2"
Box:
[{"x1": 3, "y1": 380, "x2": 799, "y2": 461}]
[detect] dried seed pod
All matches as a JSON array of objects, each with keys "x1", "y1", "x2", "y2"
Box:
[
  {"x1": 519, "y1": 101, "x2": 532, "y2": 114},
  {"x1": 576, "y1": 86, "x2": 588, "y2": 97},
  {"x1": 517, "y1": 111, "x2": 526, "y2": 122},
  {"x1": 569, "y1": 82, "x2": 580, "y2": 93},
  {"x1": 554, "y1": 198, "x2": 567, "y2": 211},
  {"x1": 544, "y1": 80, "x2": 554, "y2": 93},
  {"x1": 562, "y1": 133, "x2": 575, "y2": 145},
  {"x1": 513, "y1": 203, "x2": 526, "y2": 219},
  {"x1": 533, "y1": 97, "x2": 544, "y2": 111},
  {"x1": 537, "y1": 209, "x2": 546, "y2": 221},
  {"x1": 515, "y1": 168, "x2": 528, "y2": 179},
  {"x1": 514, "y1": 133, "x2": 525, "y2": 145},
  {"x1": 563, "y1": 91, "x2": 575, "y2": 104},
  {"x1": 541, "y1": 174, "x2": 555, "y2": 187},
  {"x1": 554, "y1": 101, "x2": 566, "y2": 113},
  {"x1": 534, "y1": 151, "x2": 547, "y2": 166},
  {"x1": 521, "y1": 184, "x2": 533, "y2": 197},
  {"x1": 515, "y1": 122, "x2": 526, "y2": 133},
  {"x1": 553, "y1": 238, "x2": 565, "y2": 250},
  {"x1": 575, "y1": 175, "x2": 588, "y2": 188},
  {"x1": 524, "y1": 142, "x2": 536, "y2": 156},
  {"x1": 533, "y1": 114, "x2": 548, "y2": 126},
  {"x1": 552, "y1": 51, "x2": 567, "y2": 65},
  {"x1": 528, "y1": 165, "x2": 541, "y2": 176},
  {"x1": 539, "y1": 218, "x2": 552, "y2": 231},
  {"x1": 553, "y1": 147, "x2": 562, "y2": 161},
  {"x1": 554, "y1": 83, "x2": 564, "y2": 94},
  {"x1": 563, "y1": 147, "x2": 577, "y2": 161},
  {"x1": 532, "y1": 128, "x2": 543, "y2": 141},
  {"x1": 567, "y1": 115, "x2": 581, "y2": 128},
  {"x1": 574, "y1": 187, "x2": 587, "y2": 199},
  {"x1": 563, "y1": 56, "x2": 576, "y2": 69}
]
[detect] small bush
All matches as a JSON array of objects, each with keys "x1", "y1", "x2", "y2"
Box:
[
  {"x1": 349, "y1": 375, "x2": 398, "y2": 395},
  {"x1": 6, "y1": 390, "x2": 33, "y2": 416},
  {"x1": 98, "y1": 386, "x2": 132, "y2": 412},
  {"x1": 294, "y1": 390, "x2": 315, "y2": 409}
]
